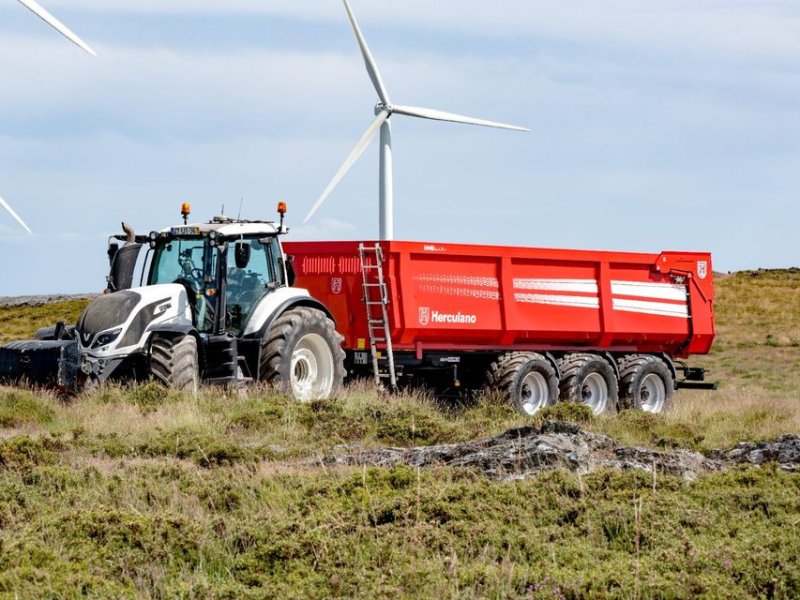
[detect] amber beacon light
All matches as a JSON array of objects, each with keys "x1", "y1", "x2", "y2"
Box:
[{"x1": 277, "y1": 201, "x2": 288, "y2": 233}]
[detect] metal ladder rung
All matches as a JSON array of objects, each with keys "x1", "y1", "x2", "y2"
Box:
[{"x1": 358, "y1": 242, "x2": 397, "y2": 389}]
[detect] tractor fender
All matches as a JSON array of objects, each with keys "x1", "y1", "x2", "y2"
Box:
[{"x1": 243, "y1": 287, "x2": 334, "y2": 339}]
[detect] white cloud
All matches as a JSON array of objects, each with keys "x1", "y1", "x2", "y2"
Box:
[
  {"x1": 13, "y1": 0, "x2": 800, "y2": 63},
  {"x1": 1, "y1": 0, "x2": 799, "y2": 293}
]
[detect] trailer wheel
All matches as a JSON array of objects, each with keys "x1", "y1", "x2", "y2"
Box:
[
  {"x1": 486, "y1": 352, "x2": 559, "y2": 416},
  {"x1": 260, "y1": 307, "x2": 345, "y2": 401},
  {"x1": 557, "y1": 353, "x2": 618, "y2": 415},
  {"x1": 618, "y1": 354, "x2": 674, "y2": 413},
  {"x1": 149, "y1": 334, "x2": 199, "y2": 395}
]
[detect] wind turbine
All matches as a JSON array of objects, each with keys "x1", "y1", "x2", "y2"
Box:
[
  {"x1": 304, "y1": 0, "x2": 529, "y2": 241},
  {"x1": 1, "y1": 0, "x2": 96, "y2": 234}
]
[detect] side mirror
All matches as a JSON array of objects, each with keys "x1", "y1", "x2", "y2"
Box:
[
  {"x1": 235, "y1": 241, "x2": 251, "y2": 269},
  {"x1": 285, "y1": 255, "x2": 296, "y2": 287}
]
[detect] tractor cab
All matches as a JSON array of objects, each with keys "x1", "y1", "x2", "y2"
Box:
[
  {"x1": 147, "y1": 222, "x2": 287, "y2": 336},
  {"x1": 107, "y1": 204, "x2": 291, "y2": 337}
]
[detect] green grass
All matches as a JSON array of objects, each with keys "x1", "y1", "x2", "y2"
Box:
[
  {"x1": 0, "y1": 452, "x2": 798, "y2": 598},
  {"x1": 1, "y1": 272, "x2": 800, "y2": 597},
  {"x1": 0, "y1": 299, "x2": 89, "y2": 344}
]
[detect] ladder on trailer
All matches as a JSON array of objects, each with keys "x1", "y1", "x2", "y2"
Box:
[{"x1": 358, "y1": 242, "x2": 397, "y2": 389}]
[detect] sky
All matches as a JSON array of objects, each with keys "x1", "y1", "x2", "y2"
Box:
[{"x1": 0, "y1": 0, "x2": 798, "y2": 295}]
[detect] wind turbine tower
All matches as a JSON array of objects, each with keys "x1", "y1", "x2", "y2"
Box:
[{"x1": 304, "y1": 0, "x2": 529, "y2": 241}]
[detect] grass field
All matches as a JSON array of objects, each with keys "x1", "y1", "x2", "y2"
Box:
[{"x1": 1, "y1": 271, "x2": 799, "y2": 598}]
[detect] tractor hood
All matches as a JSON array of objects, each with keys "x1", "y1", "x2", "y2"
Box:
[{"x1": 75, "y1": 284, "x2": 193, "y2": 356}]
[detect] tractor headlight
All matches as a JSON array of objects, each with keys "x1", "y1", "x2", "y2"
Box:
[
  {"x1": 208, "y1": 231, "x2": 218, "y2": 247},
  {"x1": 92, "y1": 328, "x2": 122, "y2": 349},
  {"x1": 149, "y1": 231, "x2": 158, "y2": 249}
]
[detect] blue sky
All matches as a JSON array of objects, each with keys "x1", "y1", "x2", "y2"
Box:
[{"x1": 0, "y1": 1, "x2": 798, "y2": 294}]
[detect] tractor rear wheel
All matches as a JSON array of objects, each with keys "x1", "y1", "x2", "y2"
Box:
[
  {"x1": 260, "y1": 307, "x2": 345, "y2": 401},
  {"x1": 486, "y1": 352, "x2": 559, "y2": 416},
  {"x1": 557, "y1": 353, "x2": 618, "y2": 415},
  {"x1": 618, "y1": 354, "x2": 675, "y2": 413},
  {"x1": 149, "y1": 334, "x2": 199, "y2": 395}
]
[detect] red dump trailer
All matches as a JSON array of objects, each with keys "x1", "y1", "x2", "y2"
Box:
[{"x1": 283, "y1": 240, "x2": 716, "y2": 415}]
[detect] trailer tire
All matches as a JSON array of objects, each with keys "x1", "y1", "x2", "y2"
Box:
[
  {"x1": 486, "y1": 352, "x2": 559, "y2": 416},
  {"x1": 618, "y1": 354, "x2": 674, "y2": 413},
  {"x1": 557, "y1": 353, "x2": 618, "y2": 415},
  {"x1": 149, "y1": 334, "x2": 199, "y2": 395},
  {"x1": 260, "y1": 306, "x2": 345, "y2": 401}
]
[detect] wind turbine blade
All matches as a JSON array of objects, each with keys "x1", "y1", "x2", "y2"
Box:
[
  {"x1": 392, "y1": 105, "x2": 529, "y2": 132},
  {"x1": 304, "y1": 110, "x2": 390, "y2": 225},
  {"x1": 17, "y1": 0, "x2": 97, "y2": 57},
  {"x1": 0, "y1": 195, "x2": 33, "y2": 234},
  {"x1": 342, "y1": 0, "x2": 390, "y2": 105}
]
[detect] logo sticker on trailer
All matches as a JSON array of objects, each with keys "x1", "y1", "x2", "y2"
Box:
[
  {"x1": 330, "y1": 277, "x2": 343, "y2": 294},
  {"x1": 697, "y1": 261, "x2": 708, "y2": 280},
  {"x1": 418, "y1": 307, "x2": 430, "y2": 326}
]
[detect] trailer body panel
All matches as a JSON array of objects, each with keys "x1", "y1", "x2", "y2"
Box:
[{"x1": 283, "y1": 240, "x2": 715, "y2": 358}]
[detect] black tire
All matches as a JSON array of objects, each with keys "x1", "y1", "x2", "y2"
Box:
[
  {"x1": 618, "y1": 354, "x2": 675, "y2": 413},
  {"x1": 486, "y1": 352, "x2": 559, "y2": 416},
  {"x1": 260, "y1": 307, "x2": 346, "y2": 401},
  {"x1": 557, "y1": 353, "x2": 618, "y2": 415},
  {"x1": 149, "y1": 334, "x2": 199, "y2": 395}
]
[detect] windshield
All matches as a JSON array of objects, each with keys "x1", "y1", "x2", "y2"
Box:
[
  {"x1": 148, "y1": 235, "x2": 284, "y2": 334},
  {"x1": 149, "y1": 237, "x2": 219, "y2": 331},
  {"x1": 150, "y1": 238, "x2": 214, "y2": 287}
]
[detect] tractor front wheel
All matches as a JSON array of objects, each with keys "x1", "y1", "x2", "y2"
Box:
[{"x1": 149, "y1": 334, "x2": 199, "y2": 395}]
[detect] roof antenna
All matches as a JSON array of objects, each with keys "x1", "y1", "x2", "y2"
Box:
[
  {"x1": 220, "y1": 204, "x2": 225, "y2": 216},
  {"x1": 237, "y1": 197, "x2": 244, "y2": 220}
]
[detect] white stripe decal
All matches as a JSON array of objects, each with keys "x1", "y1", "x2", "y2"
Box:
[
  {"x1": 515, "y1": 293, "x2": 600, "y2": 309},
  {"x1": 611, "y1": 280, "x2": 687, "y2": 302},
  {"x1": 613, "y1": 298, "x2": 689, "y2": 318},
  {"x1": 416, "y1": 274, "x2": 500, "y2": 288},
  {"x1": 419, "y1": 284, "x2": 500, "y2": 300},
  {"x1": 514, "y1": 278, "x2": 599, "y2": 294}
]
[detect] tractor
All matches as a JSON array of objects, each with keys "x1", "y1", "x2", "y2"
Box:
[{"x1": 0, "y1": 203, "x2": 346, "y2": 399}]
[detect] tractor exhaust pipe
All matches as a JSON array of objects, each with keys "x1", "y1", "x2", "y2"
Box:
[{"x1": 122, "y1": 222, "x2": 136, "y2": 245}]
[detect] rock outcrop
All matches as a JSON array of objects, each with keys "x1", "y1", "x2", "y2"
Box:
[
  {"x1": 710, "y1": 434, "x2": 800, "y2": 473},
  {"x1": 323, "y1": 423, "x2": 800, "y2": 481}
]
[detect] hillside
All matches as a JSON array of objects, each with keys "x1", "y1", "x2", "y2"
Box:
[{"x1": 0, "y1": 271, "x2": 799, "y2": 598}]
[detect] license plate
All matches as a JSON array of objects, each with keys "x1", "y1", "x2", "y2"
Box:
[{"x1": 171, "y1": 226, "x2": 201, "y2": 236}]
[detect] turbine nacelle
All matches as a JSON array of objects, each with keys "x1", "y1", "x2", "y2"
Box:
[
  {"x1": 375, "y1": 102, "x2": 393, "y2": 117},
  {"x1": 305, "y1": 0, "x2": 529, "y2": 240}
]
